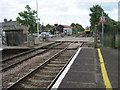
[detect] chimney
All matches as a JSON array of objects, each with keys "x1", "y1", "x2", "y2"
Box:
[
  {"x1": 4, "y1": 19, "x2": 7, "y2": 23},
  {"x1": 9, "y1": 19, "x2": 12, "y2": 22}
]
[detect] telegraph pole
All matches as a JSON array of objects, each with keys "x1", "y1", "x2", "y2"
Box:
[
  {"x1": 36, "y1": 0, "x2": 39, "y2": 38},
  {"x1": 0, "y1": 23, "x2": 3, "y2": 48},
  {"x1": 94, "y1": 25, "x2": 97, "y2": 48},
  {"x1": 42, "y1": 22, "x2": 44, "y2": 32}
]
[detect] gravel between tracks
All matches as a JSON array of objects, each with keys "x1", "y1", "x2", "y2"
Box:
[
  {"x1": 2, "y1": 42, "x2": 78, "y2": 88},
  {"x1": 2, "y1": 49, "x2": 60, "y2": 88}
]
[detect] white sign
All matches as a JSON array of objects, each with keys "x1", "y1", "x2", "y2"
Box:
[{"x1": 100, "y1": 16, "x2": 106, "y2": 23}]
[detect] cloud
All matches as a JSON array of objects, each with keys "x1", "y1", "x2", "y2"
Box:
[
  {"x1": 73, "y1": 0, "x2": 119, "y2": 3},
  {"x1": 0, "y1": 0, "x2": 26, "y2": 21},
  {"x1": 106, "y1": 9, "x2": 118, "y2": 21},
  {"x1": 0, "y1": 0, "x2": 118, "y2": 28}
]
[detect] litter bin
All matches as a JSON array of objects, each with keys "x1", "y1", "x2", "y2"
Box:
[
  {"x1": 45, "y1": 34, "x2": 49, "y2": 41},
  {"x1": 61, "y1": 33, "x2": 64, "y2": 37}
]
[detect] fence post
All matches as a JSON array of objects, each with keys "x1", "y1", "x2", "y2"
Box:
[
  {"x1": 94, "y1": 25, "x2": 97, "y2": 48},
  {"x1": 112, "y1": 25, "x2": 116, "y2": 48}
]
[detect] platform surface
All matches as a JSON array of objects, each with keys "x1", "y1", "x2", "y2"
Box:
[
  {"x1": 57, "y1": 48, "x2": 105, "y2": 88},
  {"x1": 100, "y1": 48, "x2": 118, "y2": 88},
  {"x1": 53, "y1": 47, "x2": 118, "y2": 89}
]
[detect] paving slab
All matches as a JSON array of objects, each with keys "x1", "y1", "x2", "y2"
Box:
[
  {"x1": 62, "y1": 71, "x2": 95, "y2": 83},
  {"x1": 70, "y1": 64, "x2": 95, "y2": 72},
  {"x1": 58, "y1": 81, "x2": 96, "y2": 88}
]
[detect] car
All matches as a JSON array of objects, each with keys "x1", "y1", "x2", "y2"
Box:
[
  {"x1": 33, "y1": 33, "x2": 38, "y2": 37},
  {"x1": 46, "y1": 32, "x2": 55, "y2": 38},
  {"x1": 38, "y1": 32, "x2": 55, "y2": 39}
]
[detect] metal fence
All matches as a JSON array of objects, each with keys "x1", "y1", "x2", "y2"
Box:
[{"x1": 97, "y1": 25, "x2": 119, "y2": 48}]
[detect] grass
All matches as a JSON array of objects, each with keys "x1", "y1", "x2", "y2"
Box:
[{"x1": 97, "y1": 42, "x2": 102, "y2": 47}]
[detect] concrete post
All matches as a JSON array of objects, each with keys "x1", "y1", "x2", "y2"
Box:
[
  {"x1": 112, "y1": 25, "x2": 116, "y2": 48},
  {"x1": 94, "y1": 25, "x2": 97, "y2": 48}
]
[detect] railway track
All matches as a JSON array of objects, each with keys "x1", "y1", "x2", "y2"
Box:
[
  {"x1": 78, "y1": 32, "x2": 92, "y2": 37},
  {"x1": 5, "y1": 42, "x2": 83, "y2": 89},
  {"x1": 82, "y1": 33, "x2": 91, "y2": 37},
  {"x1": 1, "y1": 41, "x2": 68, "y2": 72},
  {"x1": 2, "y1": 42, "x2": 59, "y2": 62}
]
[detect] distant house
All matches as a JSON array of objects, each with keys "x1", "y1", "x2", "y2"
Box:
[
  {"x1": 63, "y1": 25, "x2": 73, "y2": 35},
  {"x1": 56, "y1": 25, "x2": 64, "y2": 33},
  {"x1": 56, "y1": 25, "x2": 73, "y2": 35}
]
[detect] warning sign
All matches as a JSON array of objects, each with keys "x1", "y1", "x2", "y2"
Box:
[{"x1": 100, "y1": 16, "x2": 106, "y2": 23}]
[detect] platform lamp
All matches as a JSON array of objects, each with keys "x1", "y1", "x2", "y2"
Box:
[{"x1": 36, "y1": 0, "x2": 39, "y2": 38}]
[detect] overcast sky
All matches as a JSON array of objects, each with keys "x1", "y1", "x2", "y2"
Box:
[{"x1": 0, "y1": 0, "x2": 119, "y2": 28}]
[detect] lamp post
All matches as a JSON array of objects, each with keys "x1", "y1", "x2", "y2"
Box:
[
  {"x1": 42, "y1": 22, "x2": 44, "y2": 32},
  {"x1": 36, "y1": 0, "x2": 39, "y2": 38},
  {"x1": 0, "y1": 23, "x2": 3, "y2": 48},
  {"x1": 94, "y1": 25, "x2": 98, "y2": 48}
]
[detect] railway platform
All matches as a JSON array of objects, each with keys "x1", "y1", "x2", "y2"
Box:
[
  {"x1": 100, "y1": 48, "x2": 118, "y2": 88},
  {"x1": 52, "y1": 47, "x2": 118, "y2": 89},
  {"x1": 1, "y1": 42, "x2": 55, "y2": 50}
]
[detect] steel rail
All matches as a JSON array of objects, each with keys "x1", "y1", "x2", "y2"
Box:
[
  {"x1": 1, "y1": 42, "x2": 64, "y2": 72},
  {"x1": 47, "y1": 42, "x2": 84, "y2": 89},
  {"x1": 5, "y1": 42, "x2": 73, "y2": 90},
  {"x1": 2, "y1": 41, "x2": 60, "y2": 63}
]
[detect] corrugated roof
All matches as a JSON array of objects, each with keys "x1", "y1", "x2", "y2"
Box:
[
  {"x1": 1, "y1": 21, "x2": 20, "y2": 26},
  {"x1": 0, "y1": 21, "x2": 29, "y2": 33}
]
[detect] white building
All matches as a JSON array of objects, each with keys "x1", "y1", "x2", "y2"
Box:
[
  {"x1": 63, "y1": 27, "x2": 72, "y2": 35},
  {"x1": 57, "y1": 25, "x2": 73, "y2": 35}
]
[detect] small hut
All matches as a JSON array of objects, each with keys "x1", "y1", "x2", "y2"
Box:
[
  {"x1": 4, "y1": 29, "x2": 24, "y2": 46},
  {"x1": 0, "y1": 20, "x2": 29, "y2": 46}
]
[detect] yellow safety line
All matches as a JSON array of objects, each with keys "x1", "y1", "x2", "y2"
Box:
[{"x1": 97, "y1": 48, "x2": 112, "y2": 90}]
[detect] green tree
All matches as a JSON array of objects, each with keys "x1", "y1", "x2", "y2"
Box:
[
  {"x1": 45, "y1": 24, "x2": 54, "y2": 31},
  {"x1": 104, "y1": 18, "x2": 117, "y2": 33},
  {"x1": 71, "y1": 23, "x2": 76, "y2": 27},
  {"x1": 71, "y1": 23, "x2": 84, "y2": 31},
  {"x1": 76, "y1": 23, "x2": 84, "y2": 31},
  {"x1": 71, "y1": 23, "x2": 84, "y2": 35},
  {"x1": 41, "y1": 25, "x2": 45, "y2": 31},
  {"x1": 16, "y1": 5, "x2": 37, "y2": 33},
  {"x1": 89, "y1": 5, "x2": 117, "y2": 32},
  {"x1": 4, "y1": 18, "x2": 8, "y2": 22},
  {"x1": 90, "y1": 5, "x2": 118, "y2": 48},
  {"x1": 89, "y1": 5, "x2": 108, "y2": 30}
]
